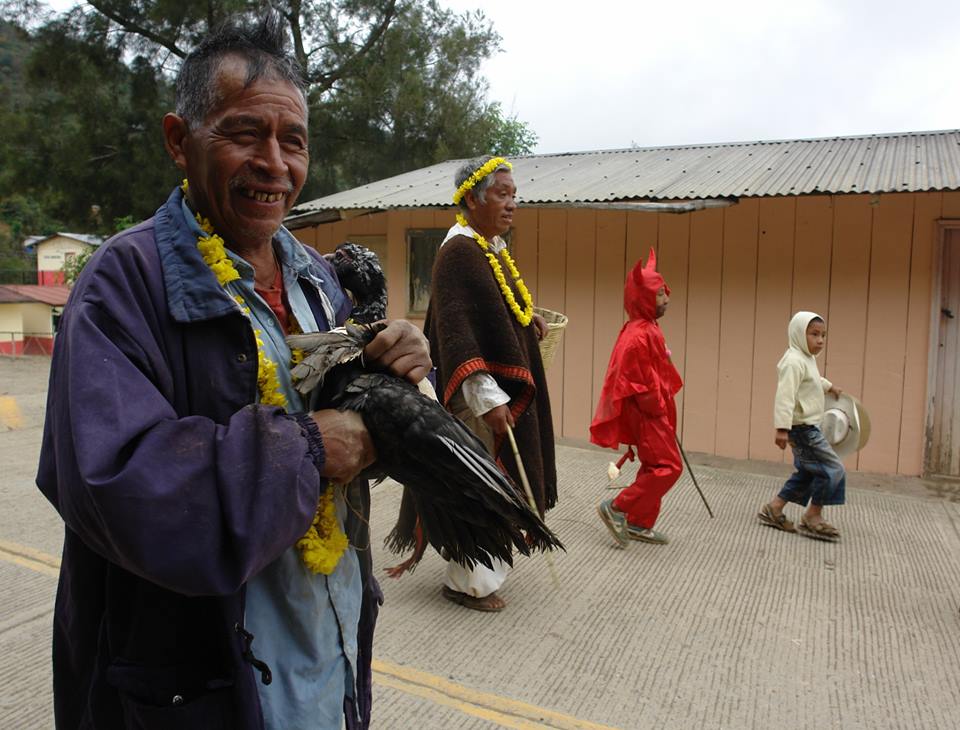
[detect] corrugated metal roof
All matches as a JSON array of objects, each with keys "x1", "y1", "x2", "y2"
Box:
[
  {"x1": 289, "y1": 130, "x2": 960, "y2": 216},
  {"x1": 0, "y1": 285, "x2": 70, "y2": 306}
]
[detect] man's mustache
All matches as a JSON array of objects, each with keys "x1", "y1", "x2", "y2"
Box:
[{"x1": 230, "y1": 174, "x2": 295, "y2": 193}]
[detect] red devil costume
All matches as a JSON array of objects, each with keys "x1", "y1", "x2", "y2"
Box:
[{"x1": 590, "y1": 248, "x2": 683, "y2": 530}]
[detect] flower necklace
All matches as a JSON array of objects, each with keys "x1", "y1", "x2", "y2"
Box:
[
  {"x1": 456, "y1": 212, "x2": 534, "y2": 327},
  {"x1": 182, "y1": 180, "x2": 348, "y2": 574}
]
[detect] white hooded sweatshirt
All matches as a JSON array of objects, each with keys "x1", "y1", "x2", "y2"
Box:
[{"x1": 773, "y1": 311, "x2": 833, "y2": 430}]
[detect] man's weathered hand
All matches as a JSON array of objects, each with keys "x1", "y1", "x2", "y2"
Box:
[
  {"x1": 363, "y1": 320, "x2": 432, "y2": 384},
  {"x1": 482, "y1": 403, "x2": 515, "y2": 437},
  {"x1": 827, "y1": 385, "x2": 843, "y2": 398},
  {"x1": 532, "y1": 313, "x2": 548, "y2": 341},
  {"x1": 311, "y1": 409, "x2": 376, "y2": 483}
]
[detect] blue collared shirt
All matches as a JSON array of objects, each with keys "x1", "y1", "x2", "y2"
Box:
[{"x1": 182, "y1": 201, "x2": 361, "y2": 730}]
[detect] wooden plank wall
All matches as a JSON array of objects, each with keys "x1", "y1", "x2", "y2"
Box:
[
  {"x1": 293, "y1": 191, "x2": 951, "y2": 475},
  {"x1": 683, "y1": 208, "x2": 723, "y2": 455},
  {"x1": 716, "y1": 199, "x2": 760, "y2": 459},
  {"x1": 930, "y1": 228, "x2": 960, "y2": 475},
  {"x1": 523, "y1": 192, "x2": 945, "y2": 475},
  {"x1": 749, "y1": 198, "x2": 796, "y2": 464}
]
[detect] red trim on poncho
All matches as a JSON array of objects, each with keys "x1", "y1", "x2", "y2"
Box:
[{"x1": 426, "y1": 233, "x2": 556, "y2": 512}]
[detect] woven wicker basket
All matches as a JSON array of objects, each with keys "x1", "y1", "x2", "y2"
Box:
[{"x1": 535, "y1": 306, "x2": 568, "y2": 371}]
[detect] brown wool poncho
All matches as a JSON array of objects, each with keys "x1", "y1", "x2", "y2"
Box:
[{"x1": 425, "y1": 234, "x2": 557, "y2": 514}]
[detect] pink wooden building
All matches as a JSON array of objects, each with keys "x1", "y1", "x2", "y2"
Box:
[{"x1": 286, "y1": 131, "x2": 960, "y2": 478}]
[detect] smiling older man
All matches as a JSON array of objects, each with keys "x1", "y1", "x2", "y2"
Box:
[{"x1": 36, "y1": 13, "x2": 429, "y2": 730}]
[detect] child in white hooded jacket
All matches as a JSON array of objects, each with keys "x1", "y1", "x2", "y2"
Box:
[{"x1": 758, "y1": 311, "x2": 845, "y2": 541}]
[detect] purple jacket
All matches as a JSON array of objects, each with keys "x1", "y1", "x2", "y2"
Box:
[{"x1": 36, "y1": 188, "x2": 379, "y2": 729}]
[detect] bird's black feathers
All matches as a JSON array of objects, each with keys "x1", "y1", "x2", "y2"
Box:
[
  {"x1": 287, "y1": 324, "x2": 563, "y2": 571},
  {"x1": 329, "y1": 242, "x2": 387, "y2": 324}
]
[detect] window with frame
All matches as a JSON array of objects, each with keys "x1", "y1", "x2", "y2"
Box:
[
  {"x1": 406, "y1": 226, "x2": 515, "y2": 315},
  {"x1": 406, "y1": 228, "x2": 446, "y2": 315}
]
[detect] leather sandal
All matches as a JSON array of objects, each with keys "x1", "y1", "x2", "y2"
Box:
[
  {"x1": 797, "y1": 516, "x2": 840, "y2": 542},
  {"x1": 757, "y1": 503, "x2": 796, "y2": 533},
  {"x1": 441, "y1": 585, "x2": 505, "y2": 612}
]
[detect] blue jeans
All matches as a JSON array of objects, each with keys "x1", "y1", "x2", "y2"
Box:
[{"x1": 778, "y1": 425, "x2": 846, "y2": 507}]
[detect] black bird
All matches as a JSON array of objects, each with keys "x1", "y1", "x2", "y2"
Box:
[
  {"x1": 287, "y1": 322, "x2": 563, "y2": 571},
  {"x1": 329, "y1": 241, "x2": 436, "y2": 573},
  {"x1": 329, "y1": 242, "x2": 388, "y2": 323}
]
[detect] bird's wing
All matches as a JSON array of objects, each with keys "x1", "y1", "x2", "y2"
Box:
[
  {"x1": 416, "y1": 377, "x2": 439, "y2": 401},
  {"x1": 287, "y1": 328, "x2": 365, "y2": 395}
]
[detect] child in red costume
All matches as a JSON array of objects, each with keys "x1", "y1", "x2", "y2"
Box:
[{"x1": 590, "y1": 248, "x2": 684, "y2": 547}]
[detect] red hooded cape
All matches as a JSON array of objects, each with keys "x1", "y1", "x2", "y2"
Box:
[{"x1": 589, "y1": 248, "x2": 683, "y2": 449}]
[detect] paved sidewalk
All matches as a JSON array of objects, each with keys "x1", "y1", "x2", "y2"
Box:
[{"x1": 2, "y1": 356, "x2": 959, "y2": 729}]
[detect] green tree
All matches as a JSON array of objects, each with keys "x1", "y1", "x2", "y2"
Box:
[
  {"x1": 63, "y1": 0, "x2": 538, "y2": 195},
  {"x1": 0, "y1": 1, "x2": 537, "y2": 235},
  {"x1": 305, "y1": 1, "x2": 537, "y2": 196},
  {"x1": 61, "y1": 246, "x2": 93, "y2": 285},
  {"x1": 0, "y1": 13, "x2": 178, "y2": 235},
  {"x1": 0, "y1": 195, "x2": 53, "y2": 282},
  {"x1": 74, "y1": 0, "x2": 401, "y2": 96}
]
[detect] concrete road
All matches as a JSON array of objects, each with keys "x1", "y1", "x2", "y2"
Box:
[{"x1": 2, "y1": 355, "x2": 959, "y2": 729}]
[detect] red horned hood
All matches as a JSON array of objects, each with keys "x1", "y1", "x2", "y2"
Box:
[{"x1": 624, "y1": 247, "x2": 668, "y2": 321}]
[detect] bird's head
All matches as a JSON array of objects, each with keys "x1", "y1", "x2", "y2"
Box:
[
  {"x1": 330, "y1": 242, "x2": 388, "y2": 323},
  {"x1": 331, "y1": 242, "x2": 385, "y2": 297}
]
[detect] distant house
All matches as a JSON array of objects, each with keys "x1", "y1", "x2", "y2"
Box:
[
  {"x1": 23, "y1": 232, "x2": 103, "y2": 285},
  {"x1": 0, "y1": 284, "x2": 70, "y2": 355},
  {"x1": 285, "y1": 130, "x2": 960, "y2": 478}
]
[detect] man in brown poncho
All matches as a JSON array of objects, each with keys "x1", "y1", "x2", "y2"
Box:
[{"x1": 424, "y1": 155, "x2": 557, "y2": 612}]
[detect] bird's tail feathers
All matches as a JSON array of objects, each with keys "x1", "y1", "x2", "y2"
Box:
[
  {"x1": 437, "y1": 435, "x2": 517, "y2": 503},
  {"x1": 434, "y1": 435, "x2": 564, "y2": 557}
]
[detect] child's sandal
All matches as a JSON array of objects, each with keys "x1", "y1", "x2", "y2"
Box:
[
  {"x1": 797, "y1": 517, "x2": 840, "y2": 541},
  {"x1": 757, "y1": 504, "x2": 796, "y2": 533}
]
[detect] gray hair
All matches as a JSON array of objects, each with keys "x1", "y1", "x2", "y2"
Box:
[
  {"x1": 455, "y1": 156, "x2": 512, "y2": 212},
  {"x1": 175, "y1": 12, "x2": 307, "y2": 127}
]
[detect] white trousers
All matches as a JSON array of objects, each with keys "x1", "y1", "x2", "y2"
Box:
[
  {"x1": 442, "y1": 388, "x2": 511, "y2": 597},
  {"x1": 444, "y1": 557, "x2": 510, "y2": 597}
]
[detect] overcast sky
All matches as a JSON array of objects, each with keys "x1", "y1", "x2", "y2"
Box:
[{"x1": 442, "y1": 0, "x2": 960, "y2": 154}]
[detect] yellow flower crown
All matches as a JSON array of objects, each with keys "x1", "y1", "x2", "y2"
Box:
[{"x1": 452, "y1": 157, "x2": 513, "y2": 205}]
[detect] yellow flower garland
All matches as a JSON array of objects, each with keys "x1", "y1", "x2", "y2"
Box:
[
  {"x1": 182, "y1": 180, "x2": 347, "y2": 574},
  {"x1": 452, "y1": 157, "x2": 513, "y2": 205},
  {"x1": 456, "y1": 212, "x2": 534, "y2": 327},
  {"x1": 296, "y1": 489, "x2": 350, "y2": 575}
]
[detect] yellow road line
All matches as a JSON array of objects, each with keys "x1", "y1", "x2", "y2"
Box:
[
  {"x1": 0, "y1": 538, "x2": 60, "y2": 577},
  {"x1": 374, "y1": 659, "x2": 621, "y2": 730},
  {"x1": 0, "y1": 540, "x2": 620, "y2": 729},
  {"x1": 374, "y1": 672, "x2": 548, "y2": 729},
  {"x1": 0, "y1": 396, "x2": 23, "y2": 429}
]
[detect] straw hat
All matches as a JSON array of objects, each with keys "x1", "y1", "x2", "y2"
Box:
[{"x1": 822, "y1": 392, "x2": 871, "y2": 457}]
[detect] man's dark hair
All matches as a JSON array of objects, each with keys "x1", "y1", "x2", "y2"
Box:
[{"x1": 175, "y1": 12, "x2": 307, "y2": 126}]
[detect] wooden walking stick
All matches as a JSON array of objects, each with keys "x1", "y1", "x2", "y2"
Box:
[
  {"x1": 505, "y1": 425, "x2": 561, "y2": 588},
  {"x1": 675, "y1": 434, "x2": 714, "y2": 518}
]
